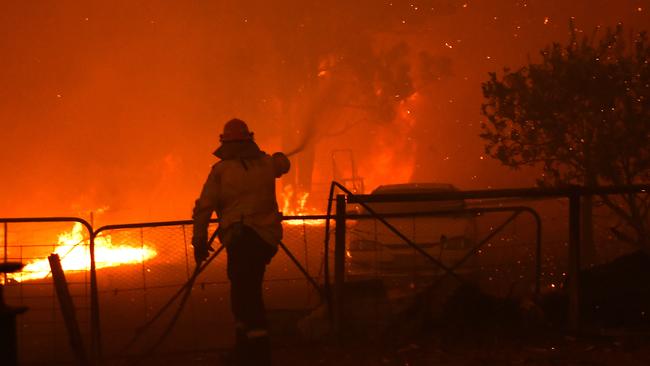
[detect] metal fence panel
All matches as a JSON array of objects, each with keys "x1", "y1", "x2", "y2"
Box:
[
  {"x1": 94, "y1": 220, "x2": 325, "y2": 359},
  {"x1": 2, "y1": 185, "x2": 647, "y2": 364},
  {"x1": 1, "y1": 219, "x2": 93, "y2": 365}
]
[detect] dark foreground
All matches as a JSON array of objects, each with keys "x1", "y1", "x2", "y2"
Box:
[
  {"x1": 128, "y1": 332, "x2": 650, "y2": 366},
  {"x1": 123, "y1": 251, "x2": 650, "y2": 365}
]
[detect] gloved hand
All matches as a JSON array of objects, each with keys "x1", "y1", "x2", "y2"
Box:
[
  {"x1": 192, "y1": 236, "x2": 214, "y2": 265},
  {"x1": 271, "y1": 152, "x2": 290, "y2": 177}
]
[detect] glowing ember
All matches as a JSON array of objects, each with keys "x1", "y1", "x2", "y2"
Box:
[{"x1": 11, "y1": 222, "x2": 157, "y2": 282}]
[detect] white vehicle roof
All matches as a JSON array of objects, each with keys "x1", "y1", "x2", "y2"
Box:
[
  {"x1": 364, "y1": 183, "x2": 466, "y2": 214},
  {"x1": 371, "y1": 183, "x2": 458, "y2": 195}
]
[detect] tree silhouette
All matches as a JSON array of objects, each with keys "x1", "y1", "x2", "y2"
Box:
[
  {"x1": 240, "y1": 1, "x2": 460, "y2": 204},
  {"x1": 481, "y1": 24, "x2": 650, "y2": 253}
]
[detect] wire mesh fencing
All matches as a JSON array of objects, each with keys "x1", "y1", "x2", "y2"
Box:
[
  {"x1": 1, "y1": 219, "x2": 93, "y2": 365},
  {"x1": 94, "y1": 219, "x2": 326, "y2": 359},
  {"x1": 333, "y1": 186, "x2": 650, "y2": 337},
  {"x1": 2, "y1": 186, "x2": 647, "y2": 364},
  {"x1": 331, "y1": 204, "x2": 542, "y2": 336}
]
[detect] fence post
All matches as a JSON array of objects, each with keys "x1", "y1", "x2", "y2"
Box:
[
  {"x1": 89, "y1": 231, "x2": 102, "y2": 365},
  {"x1": 333, "y1": 195, "x2": 346, "y2": 337},
  {"x1": 534, "y1": 212, "x2": 542, "y2": 297},
  {"x1": 568, "y1": 188, "x2": 581, "y2": 331},
  {"x1": 0, "y1": 262, "x2": 28, "y2": 366},
  {"x1": 49, "y1": 254, "x2": 89, "y2": 366},
  {"x1": 3, "y1": 222, "x2": 7, "y2": 284}
]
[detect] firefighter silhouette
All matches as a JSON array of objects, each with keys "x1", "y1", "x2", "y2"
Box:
[{"x1": 192, "y1": 118, "x2": 290, "y2": 366}]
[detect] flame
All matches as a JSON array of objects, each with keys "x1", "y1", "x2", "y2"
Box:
[
  {"x1": 362, "y1": 92, "x2": 419, "y2": 192},
  {"x1": 11, "y1": 222, "x2": 157, "y2": 282},
  {"x1": 297, "y1": 192, "x2": 309, "y2": 212},
  {"x1": 280, "y1": 185, "x2": 326, "y2": 226},
  {"x1": 282, "y1": 185, "x2": 294, "y2": 214},
  {"x1": 278, "y1": 93, "x2": 419, "y2": 228}
]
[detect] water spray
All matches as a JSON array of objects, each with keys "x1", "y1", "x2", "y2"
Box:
[{"x1": 284, "y1": 120, "x2": 317, "y2": 157}]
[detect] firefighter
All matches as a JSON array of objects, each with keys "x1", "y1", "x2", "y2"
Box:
[{"x1": 192, "y1": 118, "x2": 290, "y2": 366}]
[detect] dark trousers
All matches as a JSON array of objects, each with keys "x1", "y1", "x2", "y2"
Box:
[{"x1": 226, "y1": 225, "x2": 276, "y2": 365}]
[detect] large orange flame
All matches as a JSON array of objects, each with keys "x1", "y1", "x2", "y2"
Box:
[
  {"x1": 362, "y1": 92, "x2": 419, "y2": 193},
  {"x1": 11, "y1": 222, "x2": 157, "y2": 282}
]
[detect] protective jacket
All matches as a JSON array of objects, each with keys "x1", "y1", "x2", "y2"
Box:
[{"x1": 192, "y1": 141, "x2": 290, "y2": 249}]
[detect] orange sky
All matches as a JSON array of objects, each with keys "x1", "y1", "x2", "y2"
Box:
[{"x1": 1, "y1": 1, "x2": 648, "y2": 223}]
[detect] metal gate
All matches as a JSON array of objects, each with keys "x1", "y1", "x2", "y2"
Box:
[{"x1": 1, "y1": 217, "x2": 98, "y2": 365}]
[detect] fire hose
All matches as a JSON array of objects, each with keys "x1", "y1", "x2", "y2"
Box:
[
  {"x1": 122, "y1": 224, "x2": 324, "y2": 365},
  {"x1": 122, "y1": 228, "x2": 223, "y2": 366},
  {"x1": 122, "y1": 140, "x2": 313, "y2": 365}
]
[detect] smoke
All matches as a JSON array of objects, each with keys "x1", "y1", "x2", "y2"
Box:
[{"x1": 1, "y1": 1, "x2": 647, "y2": 220}]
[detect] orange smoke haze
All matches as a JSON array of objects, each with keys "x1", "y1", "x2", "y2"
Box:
[{"x1": 1, "y1": 1, "x2": 648, "y2": 223}]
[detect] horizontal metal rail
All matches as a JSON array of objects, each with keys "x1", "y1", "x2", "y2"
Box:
[
  {"x1": 94, "y1": 217, "x2": 324, "y2": 302},
  {"x1": 0, "y1": 217, "x2": 98, "y2": 365},
  {"x1": 341, "y1": 183, "x2": 649, "y2": 331},
  {"x1": 344, "y1": 206, "x2": 543, "y2": 293},
  {"x1": 347, "y1": 184, "x2": 650, "y2": 203},
  {"x1": 333, "y1": 183, "x2": 469, "y2": 283},
  {"x1": 93, "y1": 215, "x2": 331, "y2": 234},
  {"x1": 0, "y1": 217, "x2": 93, "y2": 232}
]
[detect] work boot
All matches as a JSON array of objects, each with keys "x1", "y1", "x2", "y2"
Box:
[
  {"x1": 246, "y1": 335, "x2": 271, "y2": 366},
  {"x1": 219, "y1": 328, "x2": 248, "y2": 365},
  {"x1": 234, "y1": 327, "x2": 248, "y2": 362}
]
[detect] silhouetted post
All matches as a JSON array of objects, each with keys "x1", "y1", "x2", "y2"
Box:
[
  {"x1": 3, "y1": 222, "x2": 7, "y2": 284},
  {"x1": 0, "y1": 262, "x2": 28, "y2": 366},
  {"x1": 568, "y1": 189, "x2": 581, "y2": 331},
  {"x1": 49, "y1": 254, "x2": 89, "y2": 366},
  {"x1": 89, "y1": 232, "x2": 102, "y2": 364},
  {"x1": 534, "y1": 213, "x2": 542, "y2": 297},
  {"x1": 334, "y1": 195, "x2": 346, "y2": 337}
]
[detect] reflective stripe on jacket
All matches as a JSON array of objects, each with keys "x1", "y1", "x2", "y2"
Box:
[{"x1": 192, "y1": 152, "x2": 290, "y2": 248}]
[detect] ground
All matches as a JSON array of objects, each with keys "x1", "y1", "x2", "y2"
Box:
[{"x1": 136, "y1": 332, "x2": 650, "y2": 366}]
